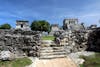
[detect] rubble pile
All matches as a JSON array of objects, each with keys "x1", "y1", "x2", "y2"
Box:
[
  {"x1": 0, "y1": 29, "x2": 41, "y2": 57},
  {"x1": 54, "y1": 30, "x2": 89, "y2": 53},
  {"x1": 88, "y1": 28, "x2": 100, "y2": 51}
]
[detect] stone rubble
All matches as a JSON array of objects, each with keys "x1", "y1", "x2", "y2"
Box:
[
  {"x1": 68, "y1": 51, "x2": 95, "y2": 65},
  {"x1": 54, "y1": 27, "x2": 100, "y2": 53},
  {"x1": 53, "y1": 28, "x2": 100, "y2": 65},
  {"x1": 54, "y1": 30, "x2": 89, "y2": 53},
  {"x1": 0, "y1": 29, "x2": 41, "y2": 59},
  {"x1": 0, "y1": 50, "x2": 15, "y2": 60}
]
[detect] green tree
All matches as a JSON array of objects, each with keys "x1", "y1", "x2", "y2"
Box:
[
  {"x1": 31, "y1": 20, "x2": 50, "y2": 32},
  {"x1": 0, "y1": 23, "x2": 11, "y2": 29}
]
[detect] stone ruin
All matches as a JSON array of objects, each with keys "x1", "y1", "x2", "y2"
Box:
[
  {"x1": 49, "y1": 24, "x2": 60, "y2": 36},
  {"x1": 54, "y1": 30, "x2": 87, "y2": 53},
  {"x1": 0, "y1": 19, "x2": 99, "y2": 60},
  {"x1": 87, "y1": 27, "x2": 100, "y2": 51},
  {"x1": 54, "y1": 27, "x2": 100, "y2": 53},
  {"x1": 0, "y1": 29, "x2": 41, "y2": 58},
  {"x1": 42, "y1": 18, "x2": 100, "y2": 55},
  {"x1": 53, "y1": 18, "x2": 100, "y2": 53},
  {"x1": 16, "y1": 20, "x2": 31, "y2": 31}
]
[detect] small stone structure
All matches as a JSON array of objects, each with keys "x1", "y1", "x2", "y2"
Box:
[
  {"x1": 63, "y1": 19, "x2": 85, "y2": 31},
  {"x1": 89, "y1": 24, "x2": 97, "y2": 29},
  {"x1": 51, "y1": 24, "x2": 59, "y2": 31},
  {"x1": 49, "y1": 24, "x2": 59, "y2": 36},
  {"x1": 16, "y1": 20, "x2": 30, "y2": 31}
]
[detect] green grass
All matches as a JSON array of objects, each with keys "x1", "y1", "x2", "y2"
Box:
[
  {"x1": 80, "y1": 53, "x2": 100, "y2": 67},
  {"x1": 80, "y1": 64, "x2": 84, "y2": 67},
  {"x1": 42, "y1": 36, "x2": 55, "y2": 40},
  {"x1": 0, "y1": 57, "x2": 32, "y2": 67}
]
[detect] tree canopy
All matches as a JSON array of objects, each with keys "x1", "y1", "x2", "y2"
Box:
[
  {"x1": 0, "y1": 23, "x2": 11, "y2": 29},
  {"x1": 30, "y1": 20, "x2": 50, "y2": 32}
]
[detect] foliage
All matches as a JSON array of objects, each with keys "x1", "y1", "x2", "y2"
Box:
[
  {"x1": 0, "y1": 57, "x2": 32, "y2": 67},
  {"x1": 0, "y1": 23, "x2": 11, "y2": 29},
  {"x1": 42, "y1": 36, "x2": 55, "y2": 40},
  {"x1": 30, "y1": 20, "x2": 50, "y2": 32},
  {"x1": 80, "y1": 53, "x2": 100, "y2": 67},
  {"x1": 80, "y1": 64, "x2": 84, "y2": 67}
]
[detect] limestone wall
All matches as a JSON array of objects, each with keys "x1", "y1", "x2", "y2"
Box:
[
  {"x1": 0, "y1": 29, "x2": 41, "y2": 57},
  {"x1": 54, "y1": 30, "x2": 90, "y2": 53}
]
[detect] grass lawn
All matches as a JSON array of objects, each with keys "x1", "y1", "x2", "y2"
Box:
[
  {"x1": 0, "y1": 57, "x2": 32, "y2": 67},
  {"x1": 80, "y1": 52, "x2": 100, "y2": 67},
  {"x1": 42, "y1": 36, "x2": 55, "y2": 40}
]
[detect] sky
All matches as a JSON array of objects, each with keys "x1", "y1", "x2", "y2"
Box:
[{"x1": 0, "y1": 0, "x2": 100, "y2": 27}]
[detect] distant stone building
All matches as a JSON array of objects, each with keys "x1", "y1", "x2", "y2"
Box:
[
  {"x1": 51, "y1": 24, "x2": 59, "y2": 32},
  {"x1": 89, "y1": 25, "x2": 97, "y2": 29},
  {"x1": 49, "y1": 24, "x2": 59, "y2": 36},
  {"x1": 63, "y1": 18, "x2": 85, "y2": 31},
  {"x1": 16, "y1": 20, "x2": 30, "y2": 31}
]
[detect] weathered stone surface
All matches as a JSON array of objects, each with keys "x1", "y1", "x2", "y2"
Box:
[
  {"x1": 88, "y1": 28, "x2": 100, "y2": 51},
  {"x1": 54, "y1": 30, "x2": 89, "y2": 53},
  {"x1": 0, "y1": 50, "x2": 15, "y2": 60},
  {"x1": 0, "y1": 29, "x2": 41, "y2": 57},
  {"x1": 68, "y1": 51, "x2": 94, "y2": 65},
  {"x1": 54, "y1": 27, "x2": 100, "y2": 53}
]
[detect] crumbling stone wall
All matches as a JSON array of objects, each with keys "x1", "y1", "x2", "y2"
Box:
[
  {"x1": 54, "y1": 27, "x2": 100, "y2": 53},
  {"x1": 88, "y1": 28, "x2": 100, "y2": 51},
  {"x1": 0, "y1": 29, "x2": 41, "y2": 57},
  {"x1": 54, "y1": 30, "x2": 89, "y2": 53}
]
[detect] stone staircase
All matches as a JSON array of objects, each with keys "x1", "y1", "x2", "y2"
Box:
[{"x1": 39, "y1": 46, "x2": 67, "y2": 59}]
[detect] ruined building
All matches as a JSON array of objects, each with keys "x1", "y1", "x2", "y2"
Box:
[
  {"x1": 63, "y1": 19, "x2": 85, "y2": 31},
  {"x1": 49, "y1": 24, "x2": 60, "y2": 36},
  {"x1": 0, "y1": 19, "x2": 99, "y2": 60},
  {"x1": 54, "y1": 18, "x2": 100, "y2": 53},
  {"x1": 16, "y1": 20, "x2": 31, "y2": 31},
  {"x1": 54, "y1": 18, "x2": 89, "y2": 53}
]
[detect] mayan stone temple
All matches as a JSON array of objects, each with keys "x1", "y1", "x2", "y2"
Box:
[
  {"x1": 0, "y1": 19, "x2": 100, "y2": 67},
  {"x1": 63, "y1": 18, "x2": 85, "y2": 30},
  {"x1": 0, "y1": 0, "x2": 100, "y2": 67},
  {"x1": 16, "y1": 20, "x2": 31, "y2": 31}
]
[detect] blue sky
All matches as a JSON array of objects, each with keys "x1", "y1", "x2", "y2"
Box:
[{"x1": 0, "y1": 0, "x2": 100, "y2": 27}]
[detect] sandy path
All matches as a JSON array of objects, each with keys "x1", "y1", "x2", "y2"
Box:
[{"x1": 27, "y1": 57, "x2": 78, "y2": 67}]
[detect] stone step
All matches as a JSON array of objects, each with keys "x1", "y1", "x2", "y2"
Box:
[
  {"x1": 40, "y1": 48, "x2": 65, "y2": 51},
  {"x1": 40, "y1": 49, "x2": 66, "y2": 53},
  {"x1": 40, "y1": 49, "x2": 65, "y2": 51},
  {"x1": 41, "y1": 46, "x2": 65, "y2": 48},
  {"x1": 39, "y1": 46, "x2": 66, "y2": 59},
  {"x1": 40, "y1": 52, "x2": 66, "y2": 56},
  {"x1": 40, "y1": 47, "x2": 65, "y2": 50},
  {"x1": 39, "y1": 54, "x2": 67, "y2": 59}
]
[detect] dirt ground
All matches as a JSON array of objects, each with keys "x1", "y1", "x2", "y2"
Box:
[{"x1": 33, "y1": 57, "x2": 78, "y2": 67}]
